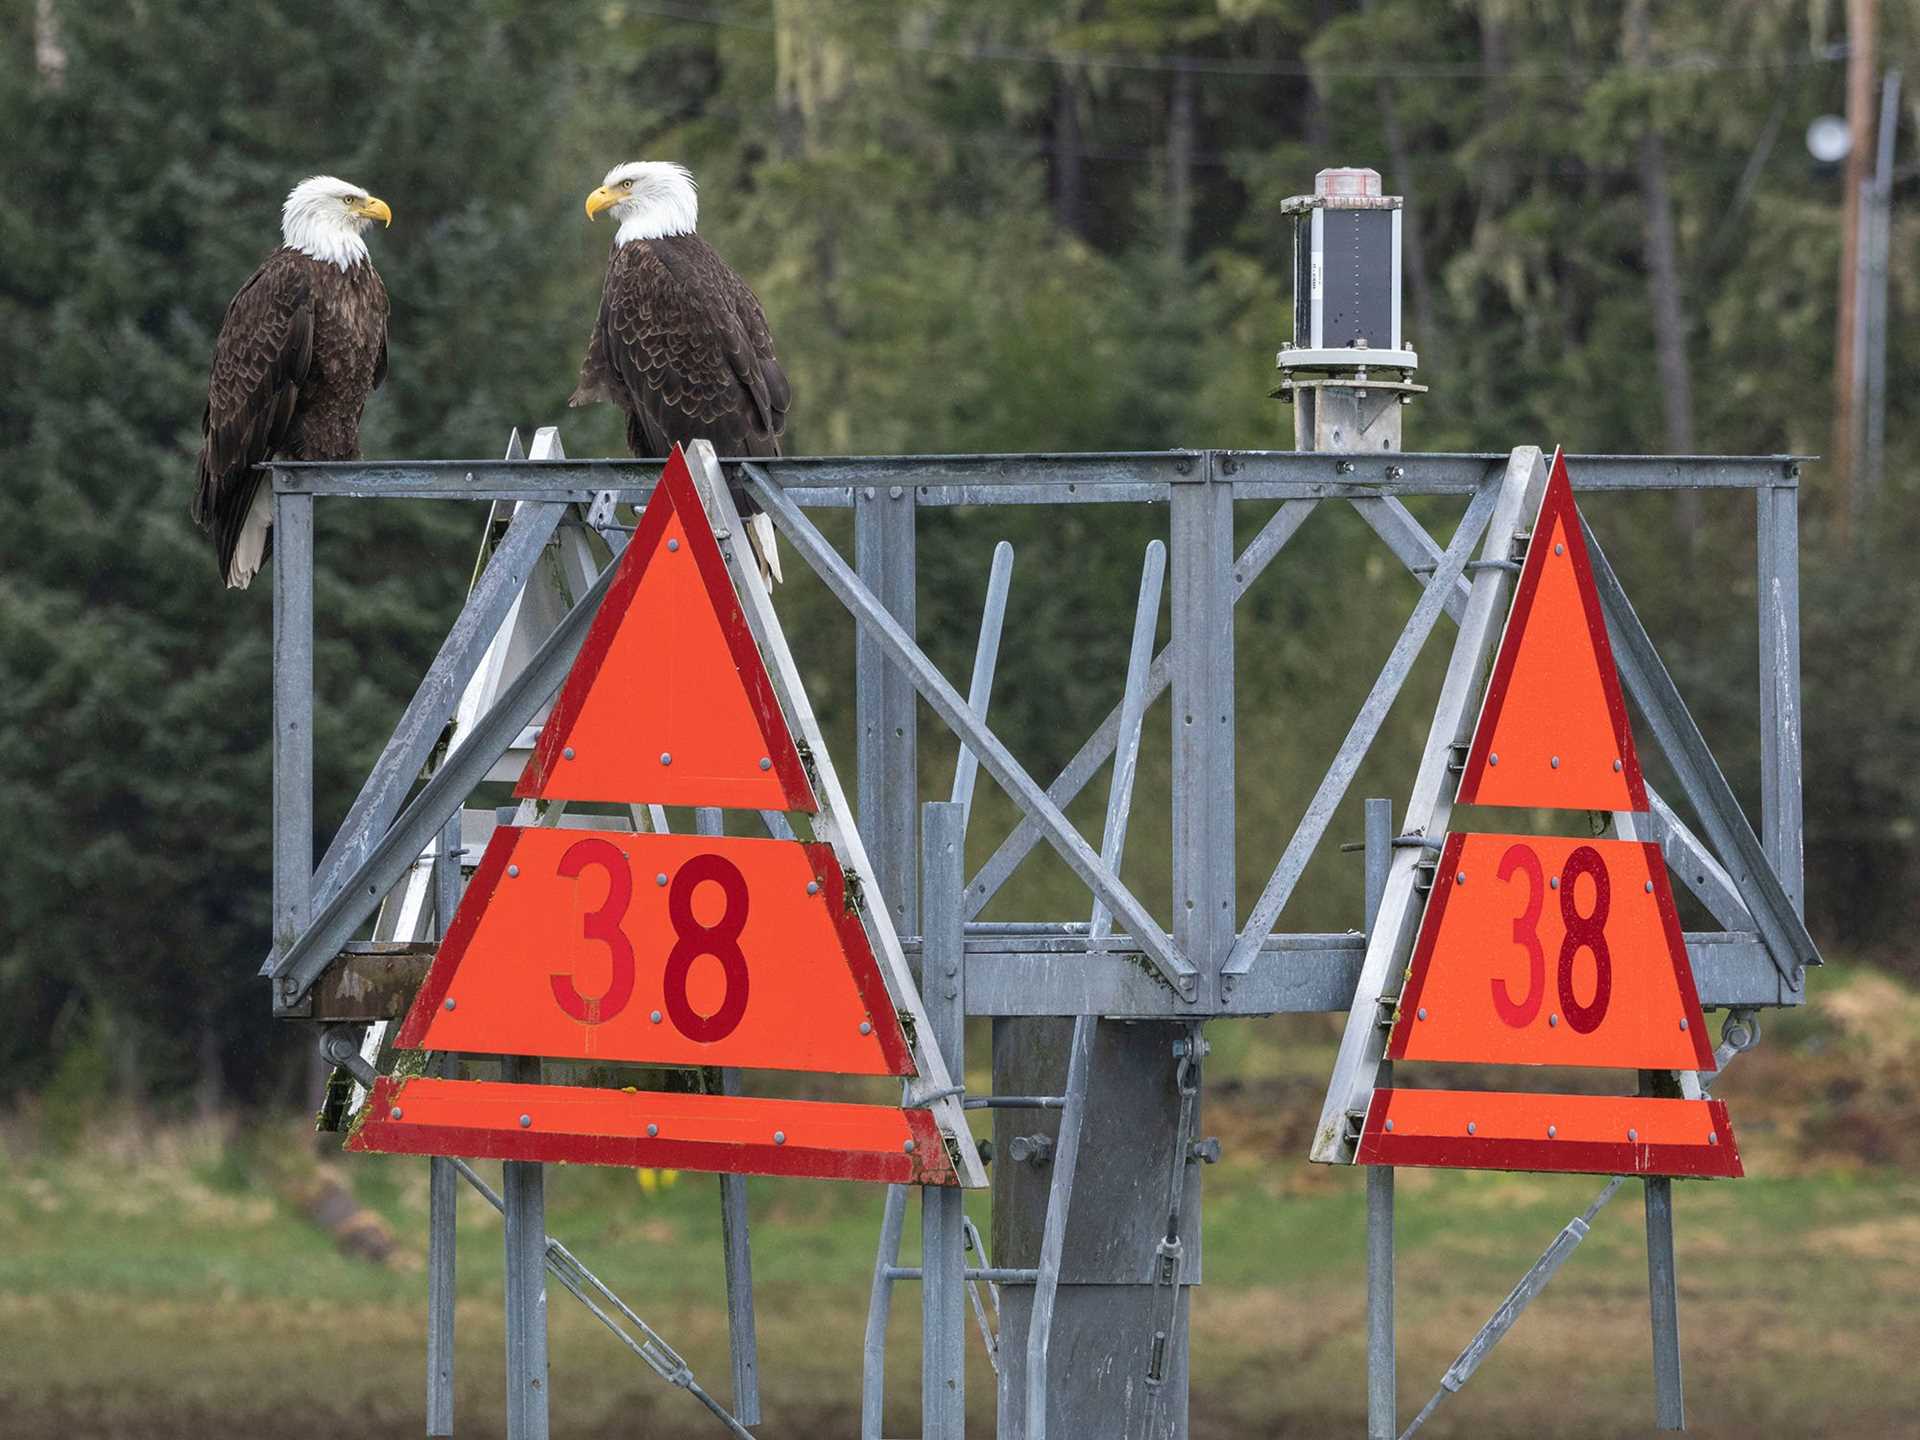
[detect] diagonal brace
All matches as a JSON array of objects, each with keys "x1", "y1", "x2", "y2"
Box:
[{"x1": 738, "y1": 463, "x2": 1194, "y2": 995}]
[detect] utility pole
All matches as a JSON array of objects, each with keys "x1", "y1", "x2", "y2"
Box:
[
  {"x1": 1858, "y1": 70, "x2": 1901, "y2": 539},
  {"x1": 1831, "y1": 0, "x2": 1877, "y2": 541}
]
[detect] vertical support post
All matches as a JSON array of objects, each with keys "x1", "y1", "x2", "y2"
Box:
[
  {"x1": 1756, "y1": 482, "x2": 1804, "y2": 927},
  {"x1": 427, "y1": 810, "x2": 462, "y2": 1437},
  {"x1": 1644, "y1": 1176, "x2": 1685, "y2": 1430},
  {"x1": 696, "y1": 806, "x2": 761, "y2": 1424},
  {"x1": 271, "y1": 484, "x2": 314, "y2": 1009},
  {"x1": 921, "y1": 802, "x2": 967, "y2": 1439},
  {"x1": 1170, "y1": 462, "x2": 1235, "y2": 1006},
  {"x1": 863, "y1": 1184, "x2": 912, "y2": 1439},
  {"x1": 502, "y1": 1056, "x2": 548, "y2": 1440},
  {"x1": 1363, "y1": 798, "x2": 1395, "y2": 1440},
  {"x1": 857, "y1": 483, "x2": 919, "y2": 934}
]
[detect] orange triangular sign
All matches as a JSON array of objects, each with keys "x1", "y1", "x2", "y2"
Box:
[
  {"x1": 517, "y1": 445, "x2": 816, "y2": 812},
  {"x1": 1457, "y1": 449, "x2": 1646, "y2": 812}
]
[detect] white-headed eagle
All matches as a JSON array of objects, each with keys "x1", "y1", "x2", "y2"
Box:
[
  {"x1": 570, "y1": 161, "x2": 789, "y2": 580},
  {"x1": 192, "y1": 176, "x2": 392, "y2": 589}
]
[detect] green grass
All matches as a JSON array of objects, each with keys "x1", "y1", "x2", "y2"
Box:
[{"x1": 5, "y1": 966, "x2": 1918, "y2": 1437}]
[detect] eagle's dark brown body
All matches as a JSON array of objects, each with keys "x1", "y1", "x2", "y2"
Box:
[
  {"x1": 192, "y1": 248, "x2": 388, "y2": 585},
  {"x1": 570, "y1": 233, "x2": 790, "y2": 462}
]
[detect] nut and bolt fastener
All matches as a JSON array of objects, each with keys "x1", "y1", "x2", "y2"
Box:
[
  {"x1": 656, "y1": 873, "x2": 668, "y2": 886},
  {"x1": 391, "y1": 1107, "x2": 404, "y2": 1120},
  {"x1": 647, "y1": 1123, "x2": 658, "y2": 1137},
  {"x1": 563, "y1": 746, "x2": 575, "y2": 760},
  {"x1": 1548, "y1": 1125, "x2": 1557, "y2": 1138},
  {"x1": 759, "y1": 757, "x2": 771, "y2": 771},
  {"x1": 903, "y1": 1139, "x2": 916, "y2": 1153},
  {"x1": 507, "y1": 864, "x2": 520, "y2": 878},
  {"x1": 1555, "y1": 543, "x2": 1565, "y2": 556},
  {"x1": 667, "y1": 538, "x2": 680, "y2": 552},
  {"x1": 1384, "y1": 1119, "x2": 1395, "y2": 1132},
  {"x1": 1613, "y1": 758, "x2": 1623, "y2": 772},
  {"x1": 1679, "y1": 1018, "x2": 1689, "y2": 1031},
  {"x1": 806, "y1": 880, "x2": 820, "y2": 895},
  {"x1": 1490, "y1": 752, "x2": 1499, "y2": 765},
  {"x1": 650, "y1": 1010, "x2": 663, "y2": 1024},
  {"x1": 1628, "y1": 1128, "x2": 1639, "y2": 1142},
  {"x1": 1550, "y1": 755, "x2": 1560, "y2": 769},
  {"x1": 1456, "y1": 871, "x2": 1467, "y2": 884},
  {"x1": 859, "y1": 1021, "x2": 872, "y2": 1035},
  {"x1": 660, "y1": 752, "x2": 672, "y2": 765},
  {"x1": 1549, "y1": 1013, "x2": 1560, "y2": 1027},
  {"x1": 444, "y1": 998, "x2": 456, "y2": 1010},
  {"x1": 1009, "y1": 1134, "x2": 1055, "y2": 1167},
  {"x1": 519, "y1": 1114, "x2": 532, "y2": 1129},
  {"x1": 1467, "y1": 1122, "x2": 1477, "y2": 1136},
  {"x1": 773, "y1": 1131, "x2": 786, "y2": 1145},
  {"x1": 1550, "y1": 875, "x2": 1559, "y2": 889},
  {"x1": 1189, "y1": 1137, "x2": 1222, "y2": 1164},
  {"x1": 1645, "y1": 880, "x2": 1655, "y2": 892},
  {"x1": 1709, "y1": 1131, "x2": 1718, "y2": 1145},
  {"x1": 1417, "y1": 1007, "x2": 1428, "y2": 1021}
]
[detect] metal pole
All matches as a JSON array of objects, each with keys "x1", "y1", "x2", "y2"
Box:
[
  {"x1": 862, "y1": 1184, "x2": 911, "y2": 1440},
  {"x1": 922, "y1": 802, "x2": 968, "y2": 1439},
  {"x1": 1363, "y1": 797, "x2": 1395, "y2": 1440},
  {"x1": 270, "y1": 488, "x2": 313, "y2": 1007},
  {"x1": 1644, "y1": 1176, "x2": 1684, "y2": 1430},
  {"x1": 1024, "y1": 1012, "x2": 1095, "y2": 1440},
  {"x1": 1756, "y1": 482, "x2": 1805, "y2": 926},
  {"x1": 427, "y1": 811, "x2": 461, "y2": 1437},
  {"x1": 502, "y1": 1056, "x2": 549, "y2": 1440},
  {"x1": 695, "y1": 808, "x2": 762, "y2": 1424},
  {"x1": 857, "y1": 481, "x2": 919, "y2": 934}
]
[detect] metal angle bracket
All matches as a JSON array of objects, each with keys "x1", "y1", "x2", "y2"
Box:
[
  {"x1": 684, "y1": 442, "x2": 988, "y2": 1189},
  {"x1": 1309, "y1": 447, "x2": 1551, "y2": 1166}
]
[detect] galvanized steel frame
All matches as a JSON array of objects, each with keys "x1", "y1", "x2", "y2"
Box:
[{"x1": 268, "y1": 439, "x2": 1810, "y2": 1439}]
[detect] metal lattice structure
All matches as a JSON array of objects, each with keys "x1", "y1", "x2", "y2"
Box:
[{"x1": 265, "y1": 434, "x2": 1810, "y2": 1440}]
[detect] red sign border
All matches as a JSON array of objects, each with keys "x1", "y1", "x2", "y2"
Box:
[
  {"x1": 393, "y1": 825, "x2": 918, "y2": 1076},
  {"x1": 515, "y1": 445, "x2": 817, "y2": 813},
  {"x1": 1457, "y1": 448, "x2": 1648, "y2": 812},
  {"x1": 350, "y1": 1075, "x2": 957, "y2": 1185},
  {"x1": 1355, "y1": 1089, "x2": 1742, "y2": 1179},
  {"x1": 1387, "y1": 831, "x2": 1717, "y2": 1071}
]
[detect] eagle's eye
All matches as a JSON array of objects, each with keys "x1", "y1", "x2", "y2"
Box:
[{"x1": 622, "y1": 178, "x2": 636, "y2": 190}]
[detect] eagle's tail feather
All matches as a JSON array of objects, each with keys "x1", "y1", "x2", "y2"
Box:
[
  {"x1": 227, "y1": 484, "x2": 273, "y2": 590},
  {"x1": 746, "y1": 511, "x2": 783, "y2": 587}
]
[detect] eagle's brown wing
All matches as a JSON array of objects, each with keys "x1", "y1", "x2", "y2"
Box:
[
  {"x1": 572, "y1": 235, "x2": 790, "y2": 460},
  {"x1": 192, "y1": 249, "x2": 314, "y2": 579}
]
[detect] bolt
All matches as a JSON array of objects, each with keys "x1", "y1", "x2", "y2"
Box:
[
  {"x1": 903, "y1": 1139, "x2": 916, "y2": 1154},
  {"x1": 1555, "y1": 543, "x2": 1565, "y2": 556},
  {"x1": 667, "y1": 538, "x2": 680, "y2": 552},
  {"x1": 1613, "y1": 758, "x2": 1623, "y2": 772},
  {"x1": 1456, "y1": 871, "x2": 1466, "y2": 885},
  {"x1": 1549, "y1": 1013, "x2": 1560, "y2": 1027},
  {"x1": 1417, "y1": 1007, "x2": 1428, "y2": 1021},
  {"x1": 1679, "y1": 1018, "x2": 1689, "y2": 1031},
  {"x1": 444, "y1": 998, "x2": 456, "y2": 1011},
  {"x1": 390, "y1": 1107, "x2": 403, "y2": 1120},
  {"x1": 507, "y1": 864, "x2": 520, "y2": 878},
  {"x1": 1489, "y1": 752, "x2": 1499, "y2": 766},
  {"x1": 1549, "y1": 875, "x2": 1559, "y2": 889},
  {"x1": 773, "y1": 1131, "x2": 786, "y2": 1145},
  {"x1": 859, "y1": 1021, "x2": 873, "y2": 1036},
  {"x1": 1189, "y1": 1137, "x2": 1222, "y2": 1164},
  {"x1": 1467, "y1": 1122, "x2": 1477, "y2": 1136},
  {"x1": 1645, "y1": 880, "x2": 1654, "y2": 893},
  {"x1": 889, "y1": 485, "x2": 904, "y2": 500},
  {"x1": 806, "y1": 880, "x2": 820, "y2": 895},
  {"x1": 1336, "y1": 460, "x2": 1355, "y2": 475},
  {"x1": 647, "y1": 1123, "x2": 659, "y2": 1137},
  {"x1": 1628, "y1": 1128, "x2": 1639, "y2": 1142},
  {"x1": 1547, "y1": 1125, "x2": 1557, "y2": 1138},
  {"x1": 1550, "y1": 755, "x2": 1560, "y2": 769},
  {"x1": 1386, "y1": 464, "x2": 1405, "y2": 481},
  {"x1": 519, "y1": 1114, "x2": 532, "y2": 1129},
  {"x1": 1709, "y1": 1131, "x2": 1719, "y2": 1145},
  {"x1": 656, "y1": 872, "x2": 668, "y2": 887},
  {"x1": 1384, "y1": 1119, "x2": 1394, "y2": 1133},
  {"x1": 863, "y1": 486, "x2": 876, "y2": 500},
  {"x1": 1009, "y1": 1134, "x2": 1055, "y2": 1168},
  {"x1": 660, "y1": 752, "x2": 672, "y2": 765},
  {"x1": 563, "y1": 746, "x2": 575, "y2": 761},
  {"x1": 650, "y1": 1010, "x2": 662, "y2": 1024},
  {"x1": 759, "y1": 757, "x2": 771, "y2": 771}
]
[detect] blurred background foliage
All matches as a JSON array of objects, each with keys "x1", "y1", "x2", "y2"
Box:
[{"x1": 2, "y1": 0, "x2": 1915, "y2": 1113}]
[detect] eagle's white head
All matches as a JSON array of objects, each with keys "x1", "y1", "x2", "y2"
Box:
[
  {"x1": 281, "y1": 175, "x2": 392, "y2": 270},
  {"x1": 584, "y1": 162, "x2": 698, "y2": 245}
]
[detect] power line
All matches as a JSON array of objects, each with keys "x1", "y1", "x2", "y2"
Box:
[{"x1": 625, "y1": 0, "x2": 1845, "y2": 83}]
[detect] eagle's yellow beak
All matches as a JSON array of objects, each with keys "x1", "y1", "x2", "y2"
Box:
[
  {"x1": 351, "y1": 195, "x2": 393, "y2": 227},
  {"x1": 585, "y1": 185, "x2": 620, "y2": 220}
]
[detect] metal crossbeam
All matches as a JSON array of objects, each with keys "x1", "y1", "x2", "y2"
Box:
[{"x1": 738, "y1": 462, "x2": 1195, "y2": 997}]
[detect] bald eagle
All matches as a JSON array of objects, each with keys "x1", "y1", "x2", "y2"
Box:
[
  {"x1": 570, "y1": 161, "x2": 789, "y2": 580},
  {"x1": 192, "y1": 176, "x2": 392, "y2": 589}
]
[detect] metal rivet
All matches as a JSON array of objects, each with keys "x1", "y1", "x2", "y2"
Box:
[
  {"x1": 1613, "y1": 758, "x2": 1623, "y2": 772},
  {"x1": 1456, "y1": 871, "x2": 1466, "y2": 885},
  {"x1": 390, "y1": 1106, "x2": 403, "y2": 1120},
  {"x1": 1549, "y1": 875, "x2": 1559, "y2": 889},
  {"x1": 444, "y1": 998, "x2": 456, "y2": 1011},
  {"x1": 1416, "y1": 1007, "x2": 1428, "y2": 1021},
  {"x1": 1554, "y1": 543, "x2": 1564, "y2": 556},
  {"x1": 1550, "y1": 755, "x2": 1560, "y2": 769},
  {"x1": 647, "y1": 1123, "x2": 659, "y2": 1137},
  {"x1": 859, "y1": 1021, "x2": 873, "y2": 1036},
  {"x1": 1467, "y1": 1122, "x2": 1477, "y2": 1136},
  {"x1": 1645, "y1": 880, "x2": 1654, "y2": 893},
  {"x1": 660, "y1": 752, "x2": 672, "y2": 765},
  {"x1": 1679, "y1": 1018, "x2": 1689, "y2": 1031},
  {"x1": 563, "y1": 746, "x2": 575, "y2": 760},
  {"x1": 1549, "y1": 1013, "x2": 1559, "y2": 1027},
  {"x1": 759, "y1": 757, "x2": 771, "y2": 771},
  {"x1": 1489, "y1": 753, "x2": 1499, "y2": 766},
  {"x1": 807, "y1": 880, "x2": 821, "y2": 895},
  {"x1": 1548, "y1": 1125, "x2": 1557, "y2": 1138},
  {"x1": 773, "y1": 1131, "x2": 786, "y2": 1145},
  {"x1": 650, "y1": 1010, "x2": 663, "y2": 1024},
  {"x1": 656, "y1": 872, "x2": 668, "y2": 887},
  {"x1": 519, "y1": 1114, "x2": 532, "y2": 1129},
  {"x1": 667, "y1": 538, "x2": 680, "y2": 552},
  {"x1": 1384, "y1": 1119, "x2": 1394, "y2": 1132},
  {"x1": 507, "y1": 864, "x2": 519, "y2": 878},
  {"x1": 1709, "y1": 1131, "x2": 1718, "y2": 1145},
  {"x1": 903, "y1": 1139, "x2": 916, "y2": 1154},
  {"x1": 1628, "y1": 1128, "x2": 1639, "y2": 1142}
]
